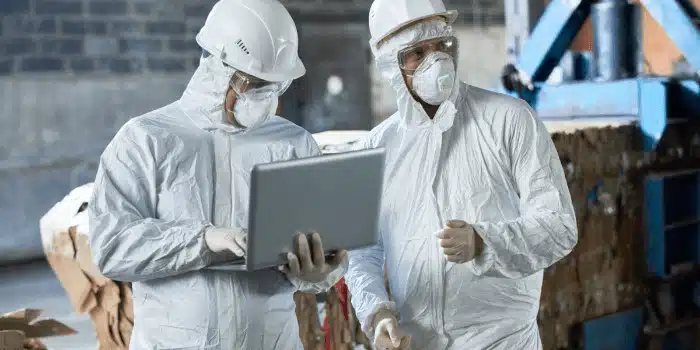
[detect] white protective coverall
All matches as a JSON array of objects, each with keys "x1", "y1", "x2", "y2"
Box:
[
  {"x1": 88, "y1": 53, "x2": 345, "y2": 349},
  {"x1": 344, "y1": 20, "x2": 578, "y2": 349}
]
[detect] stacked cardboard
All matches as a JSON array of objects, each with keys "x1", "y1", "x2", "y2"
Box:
[
  {"x1": 45, "y1": 226, "x2": 135, "y2": 350},
  {"x1": 539, "y1": 125, "x2": 648, "y2": 349},
  {"x1": 294, "y1": 292, "x2": 324, "y2": 350},
  {"x1": 0, "y1": 309, "x2": 76, "y2": 350},
  {"x1": 340, "y1": 290, "x2": 371, "y2": 349},
  {"x1": 40, "y1": 183, "x2": 134, "y2": 350},
  {"x1": 298, "y1": 284, "x2": 371, "y2": 350}
]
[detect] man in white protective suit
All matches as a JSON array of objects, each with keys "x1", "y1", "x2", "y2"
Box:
[
  {"x1": 88, "y1": 0, "x2": 348, "y2": 348},
  {"x1": 344, "y1": 0, "x2": 578, "y2": 349}
]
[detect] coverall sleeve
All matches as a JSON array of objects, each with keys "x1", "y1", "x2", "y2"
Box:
[
  {"x1": 344, "y1": 236, "x2": 393, "y2": 336},
  {"x1": 340, "y1": 134, "x2": 394, "y2": 336},
  {"x1": 286, "y1": 132, "x2": 350, "y2": 294},
  {"x1": 88, "y1": 125, "x2": 214, "y2": 282},
  {"x1": 470, "y1": 103, "x2": 578, "y2": 279}
]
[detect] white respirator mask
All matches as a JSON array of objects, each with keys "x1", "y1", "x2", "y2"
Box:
[
  {"x1": 409, "y1": 51, "x2": 456, "y2": 106},
  {"x1": 229, "y1": 93, "x2": 278, "y2": 129}
]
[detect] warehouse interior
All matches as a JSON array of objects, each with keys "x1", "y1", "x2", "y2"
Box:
[{"x1": 0, "y1": 0, "x2": 699, "y2": 349}]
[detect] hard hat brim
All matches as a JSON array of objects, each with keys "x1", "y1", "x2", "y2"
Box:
[
  {"x1": 238, "y1": 60, "x2": 305, "y2": 83},
  {"x1": 371, "y1": 10, "x2": 459, "y2": 50}
]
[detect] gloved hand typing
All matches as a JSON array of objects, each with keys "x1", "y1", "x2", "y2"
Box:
[
  {"x1": 279, "y1": 232, "x2": 348, "y2": 283},
  {"x1": 204, "y1": 226, "x2": 247, "y2": 257},
  {"x1": 373, "y1": 308, "x2": 411, "y2": 350},
  {"x1": 438, "y1": 220, "x2": 484, "y2": 263}
]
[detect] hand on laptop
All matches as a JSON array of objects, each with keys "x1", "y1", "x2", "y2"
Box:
[
  {"x1": 204, "y1": 226, "x2": 248, "y2": 257},
  {"x1": 279, "y1": 232, "x2": 348, "y2": 283}
]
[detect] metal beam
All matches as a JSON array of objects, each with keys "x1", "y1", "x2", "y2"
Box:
[
  {"x1": 504, "y1": 0, "x2": 548, "y2": 61},
  {"x1": 529, "y1": 77, "x2": 699, "y2": 126},
  {"x1": 516, "y1": 0, "x2": 594, "y2": 83},
  {"x1": 639, "y1": 0, "x2": 700, "y2": 71},
  {"x1": 530, "y1": 78, "x2": 642, "y2": 120},
  {"x1": 578, "y1": 308, "x2": 644, "y2": 350}
]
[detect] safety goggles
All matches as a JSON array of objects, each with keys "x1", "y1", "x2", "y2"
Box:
[
  {"x1": 398, "y1": 36, "x2": 459, "y2": 71},
  {"x1": 229, "y1": 71, "x2": 291, "y2": 99}
]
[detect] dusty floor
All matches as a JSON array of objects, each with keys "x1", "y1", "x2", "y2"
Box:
[
  {"x1": 0, "y1": 260, "x2": 97, "y2": 350},
  {"x1": 0, "y1": 260, "x2": 344, "y2": 350}
]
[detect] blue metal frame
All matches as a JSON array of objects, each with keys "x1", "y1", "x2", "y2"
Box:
[
  {"x1": 513, "y1": 0, "x2": 700, "y2": 87},
  {"x1": 517, "y1": 0, "x2": 593, "y2": 83},
  {"x1": 529, "y1": 77, "x2": 700, "y2": 280},
  {"x1": 539, "y1": 77, "x2": 700, "y2": 347},
  {"x1": 528, "y1": 78, "x2": 699, "y2": 128},
  {"x1": 645, "y1": 177, "x2": 667, "y2": 276},
  {"x1": 529, "y1": 79, "x2": 642, "y2": 120},
  {"x1": 507, "y1": 1, "x2": 700, "y2": 347},
  {"x1": 504, "y1": 0, "x2": 549, "y2": 62},
  {"x1": 580, "y1": 308, "x2": 644, "y2": 350}
]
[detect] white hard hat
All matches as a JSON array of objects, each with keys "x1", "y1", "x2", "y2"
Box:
[
  {"x1": 368, "y1": 0, "x2": 458, "y2": 49},
  {"x1": 196, "y1": 0, "x2": 305, "y2": 82}
]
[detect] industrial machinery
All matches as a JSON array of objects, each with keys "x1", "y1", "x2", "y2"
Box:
[{"x1": 500, "y1": 1, "x2": 700, "y2": 349}]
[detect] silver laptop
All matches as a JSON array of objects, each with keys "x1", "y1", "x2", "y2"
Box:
[{"x1": 207, "y1": 148, "x2": 385, "y2": 271}]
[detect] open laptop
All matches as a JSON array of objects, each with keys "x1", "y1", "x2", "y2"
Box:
[{"x1": 206, "y1": 148, "x2": 385, "y2": 271}]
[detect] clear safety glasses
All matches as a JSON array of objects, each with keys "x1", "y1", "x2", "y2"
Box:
[
  {"x1": 229, "y1": 71, "x2": 291, "y2": 100},
  {"x1": 398, "y1": 36, "x2": 459, "y2": 71}
]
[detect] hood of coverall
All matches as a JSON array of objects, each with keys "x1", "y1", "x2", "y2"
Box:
[
  {"x1": 373, "y1": 19, "x2": 462, "y2": 131},
  {"x1": 178, "y1": 53, "x2": 246, "y2": 133}
]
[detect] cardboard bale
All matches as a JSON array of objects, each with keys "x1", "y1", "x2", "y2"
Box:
[
  {"x1": 324, "y1": 285, "x2": 354, "y2": 350},
  {"x1": 40, "y1": 183, "x2": 133, "y2": 350},
  {"x1": 44, "y1": 227, "x2": 133, "y2": 350},
  {"x1": 294, "y1": 292, "x2": 323, "y2": 350},
  {"x1": 0, "y1": 309, "x2": 76, "y2": 350},
  {"x1": 539, "y1": 125, "x2": 648, "y2": 349}
]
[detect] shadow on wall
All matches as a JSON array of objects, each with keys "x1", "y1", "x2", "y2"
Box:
[{"x1": 369, "y1": 25, "x2": 507, "y2": 125}]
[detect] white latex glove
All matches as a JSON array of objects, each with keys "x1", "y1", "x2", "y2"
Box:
[
  {"x1": 279, "y1": 232, "x2": 348, "y2": 283},
  {"x1": 438, "y1": 220, "x2": 484, "y2": 263},
  {"x1": 373, "y1": 308, "x2": 411, "y2": 350},
  {"x1": 204, "y1": 226, "x2": 247, "y2": 257}
]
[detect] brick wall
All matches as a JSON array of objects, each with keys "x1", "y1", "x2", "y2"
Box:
[
  {"x1": 0, "y1": 0, "x2": 215, "y2": 75},
  {"x1": 0, "y1": 0, "x2": 504, "y2": 76}
]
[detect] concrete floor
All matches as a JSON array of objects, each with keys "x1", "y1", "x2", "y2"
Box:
[
  {"x1": 0, "y1": 260, "x2": 97, "y2": 350},
  {"x1": 0, "y1": 260, "x2": 356, "y2": 350}
]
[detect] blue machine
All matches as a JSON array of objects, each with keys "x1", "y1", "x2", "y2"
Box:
[{"x1": 500, "y1": 1, "x2": 700, "y2": 349}]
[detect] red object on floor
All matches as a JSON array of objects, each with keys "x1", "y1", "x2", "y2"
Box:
[{"x1": 323, "y1": 277, "x2": 350, "y2": 350}]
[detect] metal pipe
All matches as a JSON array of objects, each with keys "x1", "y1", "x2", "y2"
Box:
[{"x1": 592, "y1": 0, "x2": 643, "y2": 81}]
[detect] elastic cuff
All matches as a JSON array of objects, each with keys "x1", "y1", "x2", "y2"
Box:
[
  {"x1": 469, "y1": 223, "x2": 496, "y2": 276},
  {"x1": 289, "y1": 259, "x2": 348, "y2": 294},
  {"x1": 197, "y1": 223, "x2": 216, "y2": 268}
]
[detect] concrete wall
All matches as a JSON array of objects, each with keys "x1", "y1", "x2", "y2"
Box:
[
  {"x1": 0, "y1": 0, "x2": 213, "y2": 263},
  {"x1": 0, "y1": 0, "x2": 506, "y2": 264},
  {"x1": 0, "y1": 76, "x2": 189, "y2": 264}
]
